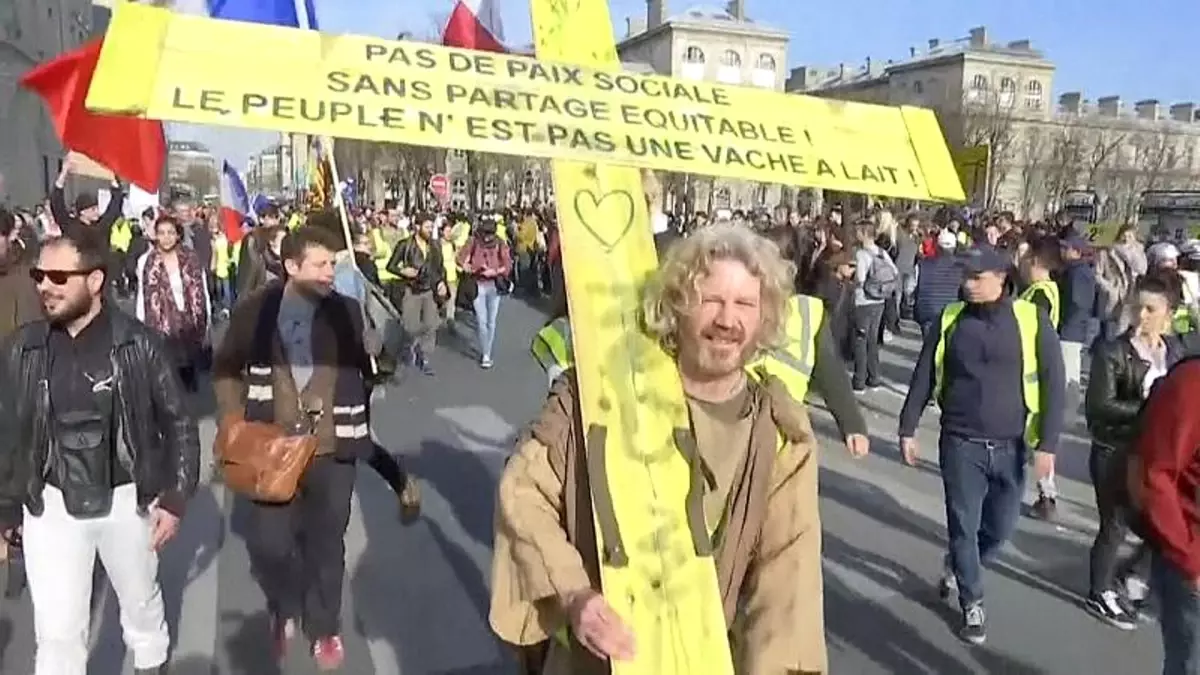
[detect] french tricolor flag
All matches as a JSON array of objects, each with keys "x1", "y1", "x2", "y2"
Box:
[
  {"x1": 219, "y1": 161, "x2": 250, "y2": 243},
  {"x1": 442, "y1": 0, "x2": 506, "y2": 53},
  {"x1": 170, "y1": 0, "x2": 319, "y2": 29}
]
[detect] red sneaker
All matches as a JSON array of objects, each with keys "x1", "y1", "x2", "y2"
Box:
[{"x1": 312, "y1": 635, "x2": 345, "y2": 671}]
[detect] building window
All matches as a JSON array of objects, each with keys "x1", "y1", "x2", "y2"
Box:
[
  {"x1": 451, "y1": 178, "x2": 467, "y2": 193},
  {"x1": 999, "y1": 77, "x2": 1016, "y2": 93},
  {"x1": 1024, "y1": 79, "x2": 1043, "y2": 109},
  {"x1": 721, "y1": 50, "x2": 741, "y2": 67},
  {"x1": 684, "y1": 46, "x2": 704, "y2": 64},
  {"x1": 756, "y1": 53, "x2": 775, "y2": 70},
  {"x1": 971, "y1": 74, "x2": 988, "y2": 91},
  {"x1": 913, "y1": 81, "x2": 924, "y2": 95}
]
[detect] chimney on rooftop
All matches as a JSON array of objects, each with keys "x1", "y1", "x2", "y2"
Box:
[
  {"x1": 928, "y1": 38, "x2": 939, "y2": 50},
  {"x1": 909, "y1": 46, "x2": 917, "y2": 57},
  {"x1": 647, "y1": 0, "x2": 665, "y2": 29},
  {"x1": 725, "y1": 0, "x2": 746, "y2": 20},
  {"x1": 1135, "y1": 99, "x2": 1162, "y2": 120},
  {"x1": 1007, "y1": 39, "x2": 1031, "y2": 50},
  {"x1": 1059, "y1": 91, "x2": 1083, "y2": 114},
  {"x1": 1097, "y1": 96, "x2": 1122, "y2": 117},
  {"x1": 968, "y1": 26, "x2": 987, "y2": 46},
  {"x1": 1170, "y1": 102, "x2": 1197, "y2": 123},
  {"x1": 839, "y1": 62, "x2": 845, "y2": 79}
]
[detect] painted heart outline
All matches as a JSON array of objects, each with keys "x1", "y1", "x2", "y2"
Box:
[{"x1": 572, "y1": 188, "x2": 637, "y2": 253}]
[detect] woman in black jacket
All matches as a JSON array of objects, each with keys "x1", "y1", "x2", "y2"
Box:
[{"x1": 1084, "y1": 275, "x2": 1183, "y2": 629}]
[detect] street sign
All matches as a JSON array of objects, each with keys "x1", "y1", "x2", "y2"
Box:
[{"x1": 429, "y1": 173, "x2": 448, "y2": 201}]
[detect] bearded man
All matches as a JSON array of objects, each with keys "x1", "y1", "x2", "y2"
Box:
[
  {"x1": 0, "y1": 232, "x2": 198, "y2": 674},
  {"x1": 488, "y1": 224, "x2": 827, "y2": 674}
]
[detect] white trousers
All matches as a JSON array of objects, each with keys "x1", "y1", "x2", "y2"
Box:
[{"x1": 23, "y1": 484, "x2": 169, "y2": 675}]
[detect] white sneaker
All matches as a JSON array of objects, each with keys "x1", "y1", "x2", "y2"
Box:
[{"x1": 481, "y1": 356, "x2": 493, "y2": 369}]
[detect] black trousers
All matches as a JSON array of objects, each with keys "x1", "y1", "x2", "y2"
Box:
[
  {"x1": 246, "y1": 455, "x2": 356, "y2": 640},
  {"x1": 1089, "y1": 442, "x2": 1150, "y2": 595}
]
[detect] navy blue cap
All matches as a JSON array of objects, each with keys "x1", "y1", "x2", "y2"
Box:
[{"x1": 958, "y1": 246, "x2": 1010, "y2": 274}]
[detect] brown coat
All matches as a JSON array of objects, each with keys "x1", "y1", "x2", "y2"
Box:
[
  {"x1": 490, "y1": 373, "x2": 827, "y2": 675},
  {"x1": 213, "y1": 284, "x2": 369, "y2": 457},
  {"x1": 0, "y1": 260, "x2": 40, "y2": 340}
]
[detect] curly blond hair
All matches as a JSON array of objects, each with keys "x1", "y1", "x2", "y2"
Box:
[{"x1": 641, "y1": 223, "x2": 796, "y2": 357}]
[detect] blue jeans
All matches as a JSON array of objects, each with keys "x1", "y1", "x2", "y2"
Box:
[
  {"x1": 473, "y1": 280, "x2": 502, "y2": 360},
  {"x1": 1155, "y1": 550, "x2": 1200, "y2": 675},
  {"x1": 939, "y1": 434, "x2": 1026, "y2": 610}
]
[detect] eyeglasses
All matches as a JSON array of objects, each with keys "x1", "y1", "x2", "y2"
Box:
[{"x1": 29, "y1": 268, "x2": 97, "y2": 285}]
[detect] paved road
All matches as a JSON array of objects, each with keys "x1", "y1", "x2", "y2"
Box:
[{"x1": 0, "y1": 296, "x2": 1165, "y2": 674}]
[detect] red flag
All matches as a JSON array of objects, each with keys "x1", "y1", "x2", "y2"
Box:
[
  {"x1": 442, "y1": 0, "x2": 507, "y2": 53},
  {"x1": 20, "y1": 38, "x2": 166, "y2": 193}
]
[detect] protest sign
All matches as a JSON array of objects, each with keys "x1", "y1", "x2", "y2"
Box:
[
  {"x1": 86, "y1": 2, "x2": 964, "y2": 202},
  {"x1": 530, "y1": 0, "x2": 734, "y2": 673}
]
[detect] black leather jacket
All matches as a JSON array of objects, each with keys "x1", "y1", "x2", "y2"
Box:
[
  {"x1": 385, "y1": 236, "x2": 444, "y2": 293},
  {"x1": 1085, "y1": 332, "x2": 1182, "y2": 449},
  {"x1": 0, "y1": 310, "x2": 200, "y2": 527}
]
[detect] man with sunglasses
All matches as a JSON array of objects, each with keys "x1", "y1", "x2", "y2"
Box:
[{"x1": 0, "y1": 231, "x2": 200, "y2": 675}]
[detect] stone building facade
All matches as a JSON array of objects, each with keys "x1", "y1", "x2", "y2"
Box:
[
  {"x1": 617, "y1": 1, "x2": 789, "y2": 213},
  {"x1": 0, "y1": 0, "x2": 93, "y2": 206},
  {"x1": 787, "y1": 26, "x2": 1200, "y2": 221}
]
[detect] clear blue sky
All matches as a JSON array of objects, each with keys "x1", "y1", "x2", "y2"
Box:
[{"x1": 178, "y1": 0, "x2": 1198, "y2": 167}]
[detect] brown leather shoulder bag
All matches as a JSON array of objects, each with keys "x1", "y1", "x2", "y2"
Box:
[{"x1": 216, "y1": 414, "x2": 319, "y2": 503}]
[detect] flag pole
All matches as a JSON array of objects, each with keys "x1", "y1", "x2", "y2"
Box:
[
  {"x1": 321, "y1": 136, "x2": 355, "y2": 251},
  {"x1": 293, "y1": 0, "x2": 353, "y2": 252}
]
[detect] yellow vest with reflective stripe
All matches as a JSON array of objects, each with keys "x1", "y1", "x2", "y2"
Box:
[
  {"x1": 1019, "y1": 279, "x2": 1060, "y2": 330},
  {"x1": 933, "y1": 300, "x2": 1042, "y2": 448},
  {"x1": 531, "y1": 294, "x2": 824, "y2": 406},
  {"x1": 231, "y1": 240, "x2": 242, "y2": 269},
  {"x1": 370, "y1": 229, "x2": 398, "y2": 282},
  {"x1": 531, "y1": 317, "x2": 572, "y2": 373}
]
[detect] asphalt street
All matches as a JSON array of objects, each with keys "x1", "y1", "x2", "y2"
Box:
[{"x1": 0, "y1": 295, "x2": 1165, "y2": 674}]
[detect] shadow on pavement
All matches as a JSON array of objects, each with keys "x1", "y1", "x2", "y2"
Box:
[
  {"x1": 824, "y1": 534, "x2": 1043, "y2": 675},
  {"x1": 819, "y1": 466, "x2": 1094, "y2": 615},
  {"x1": 161, "y1": 485, "x2": 224, "y2": 643},
  {"x1": 350, "y1": 441, "x2": 510, "y2": 674},
  {"x1": 168, "y1": 654, "x2": 218, "y2": 675},
  {"x1": 408, "y1": 439, "x2": 500, "y2": 549},
  {"x1": 220, "y1": 495, "x2": 284, "y2": 675}
]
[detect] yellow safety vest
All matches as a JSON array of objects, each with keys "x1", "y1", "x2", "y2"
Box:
[
  {"x1": 441, "y1": 240, "x2": 459, "y2": 284},
  {"x1": 531, "y1": 317, "x2": 572, "y2": 374},
  {"x1": 371, "y1": 229, "x2": 398, "y2": 282},
  {"x1": 287, "y1": 213, "x2": 302, "y2": 231},
  {"x1": 109, "y1": 219, "x2": 132, "y2": 252},
  {"x1": 531, "y1": 294, "x2": 825, "y2": 405},
  {"x1": 747, "y1": 294, "x2": 824, "y2": 402},
  {"x1": 1173, "y1": 307, "x2": 1193, "y2": 335},
  {"x1": 214, "y1": 235, "x2": 231, "y2": 279},
  {"x1": 933, "y1": 300, "x2": 1042, "y2": 448},
  {"x1": 1019, "y1": 279, "x2": 1060, "y2": 330},
  {"x1": 231, "y1": 240, "x2": 242, "y2": 269}
]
